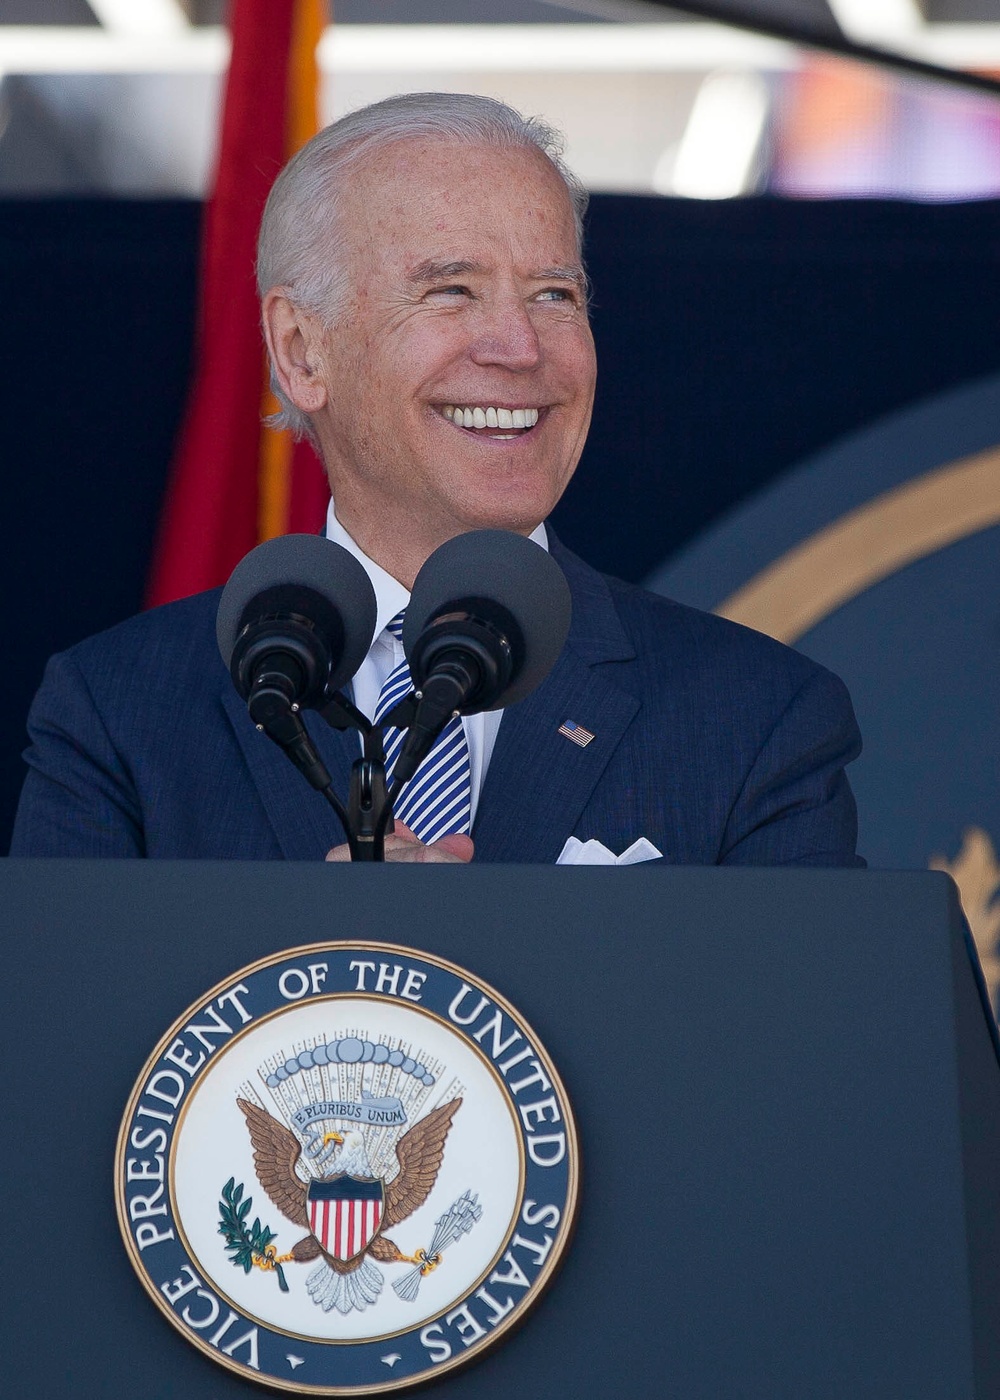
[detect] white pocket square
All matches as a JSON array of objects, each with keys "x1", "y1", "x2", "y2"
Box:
[{"x1": 556, "y1": 836, "x2": 663, "y2": 866}]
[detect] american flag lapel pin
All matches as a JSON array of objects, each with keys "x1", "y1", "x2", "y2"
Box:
[{"x1": 558, "y1": 719, "x2": 595, "y2": 748}]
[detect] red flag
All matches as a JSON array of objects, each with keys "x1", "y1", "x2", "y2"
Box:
[{"x1": 147, "y1": 0, "x2": 329, "y2": 609}]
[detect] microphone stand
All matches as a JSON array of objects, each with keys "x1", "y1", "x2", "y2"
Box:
[
  {"x1": 240, "y1": 644, "x2": 388, "y2": 857},
  {"x1": 255, "y1": 644, "x2": 481, "y2": 861},
  {"x1": 261, "y1": 651, "x2": 476, "y2": 862},
  {"x1": 259, "y1": 685, "x2": 422, "y2": 864},
  {"x1": 318, "y1": 692, "x2": 396, "y2": 862}
]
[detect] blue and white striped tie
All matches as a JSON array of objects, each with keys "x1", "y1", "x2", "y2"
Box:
[{"x1": 374, "y1": 612, "x2": 472, "y2": 842}]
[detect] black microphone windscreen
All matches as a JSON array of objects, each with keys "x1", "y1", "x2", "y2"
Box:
[
  {"x1": 216, "y1": 534, "x2": 377, "y2": 694},
  {"x1": 403, "y1": 530, "x2": 571, "y2": 710}
]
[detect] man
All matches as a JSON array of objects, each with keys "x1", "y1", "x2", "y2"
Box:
[{"x1": 11, "y1": 93, "x2": 863, "y2": 867}]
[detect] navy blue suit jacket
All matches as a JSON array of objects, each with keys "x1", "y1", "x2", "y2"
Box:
[{"x1": 11, "y1": 541, "x2": 863, "y2": 865}]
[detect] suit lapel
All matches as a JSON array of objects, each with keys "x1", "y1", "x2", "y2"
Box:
[
  {"x1": 221, "y1": 686, "x2": 359, "y2": 859},
  {"x1": 473, "y1": 543, "x2": 639, "y2": 863}
]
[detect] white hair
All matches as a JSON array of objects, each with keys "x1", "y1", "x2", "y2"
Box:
[{"x1": 257, "y1": 92, "x2": 589, "y2": 441}]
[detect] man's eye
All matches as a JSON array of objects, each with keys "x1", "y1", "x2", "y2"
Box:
[
  {"x1": 537, "y1": 287, "x2": 575, "y2": 303},
  {"x1": 429, "y1": 285, "x2": 470, "y2": 298}
]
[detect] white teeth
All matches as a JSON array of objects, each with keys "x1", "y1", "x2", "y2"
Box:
[{"x1": 442, "y1": 404, "x2": 541, "y2": 430}]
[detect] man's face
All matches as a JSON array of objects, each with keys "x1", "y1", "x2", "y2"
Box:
[{"x1": 304, "y1": 138, "x2": 597, "y2": 582}]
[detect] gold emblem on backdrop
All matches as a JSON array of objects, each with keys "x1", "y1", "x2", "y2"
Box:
[
  {"x1": 716, "y1": 445, "x2": 1000, "y2": 645},
  {"x1": 931, "y1": 828, "x2": 1000, "y2": 1013},
  {"x1": 715, "y1": 445, "x2": 1000, "y2": 1018}
]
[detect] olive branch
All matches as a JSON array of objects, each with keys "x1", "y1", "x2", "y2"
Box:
[{"x1": 218, "y1": 1177, "x2": 290, "y2": 1292}]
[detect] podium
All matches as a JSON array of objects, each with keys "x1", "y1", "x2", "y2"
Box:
[{"x1": 4, "y1": 860, "x2": 999, "y2": 1398}]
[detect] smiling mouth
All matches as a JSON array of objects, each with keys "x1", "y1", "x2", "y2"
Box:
[{"x1": 440, "y1": 404, "x2": 541, "y2": 438}]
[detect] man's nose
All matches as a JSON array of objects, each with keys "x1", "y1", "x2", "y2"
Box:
[{"x1": 469, "y1": 298, "x2": 542, "y2": 370}]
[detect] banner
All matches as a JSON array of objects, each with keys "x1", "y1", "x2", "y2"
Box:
[{"x1": 146, "y1": 0, "x2": 329, "y2": 609}]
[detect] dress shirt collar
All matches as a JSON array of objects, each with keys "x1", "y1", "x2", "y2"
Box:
[
  {"x1": 324, "y1": 502, "x2": 410, "y2": 643},
  {"x1": 323, "y1": 500, "x2": 549, "y2": 642}
]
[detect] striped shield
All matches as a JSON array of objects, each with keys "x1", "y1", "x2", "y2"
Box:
[{"x1": 307, "y1": 1176, "x2": 385, "y2": 1262}]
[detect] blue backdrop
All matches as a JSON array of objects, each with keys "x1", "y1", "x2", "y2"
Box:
[{"x1": 4, "y1": 194, "x2": 1000, "y2": 853}]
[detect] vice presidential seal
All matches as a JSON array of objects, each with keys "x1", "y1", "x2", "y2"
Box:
[{"x1": 115, "y1": 942, "x2": 579, "y2": 1393}]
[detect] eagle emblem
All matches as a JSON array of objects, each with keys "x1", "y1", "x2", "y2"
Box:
[
  {"x1": 119, "y1": 944, "x2": 578, "y2": 1392},
  {"x1": 237, "y1": 1096, "x2": 465, "y2": 1314}
]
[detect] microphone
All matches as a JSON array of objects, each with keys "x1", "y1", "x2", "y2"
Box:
[
  {"x1": 390, "y1": 530, "x2": 571, "y2": 789},
  {"x1": 216, "y1": 534, "x2": 377, "y2": 790}
]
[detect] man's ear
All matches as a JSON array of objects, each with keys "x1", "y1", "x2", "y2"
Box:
[{"x1": 261, "y1": 289, "x2": 328, "y2": 413}]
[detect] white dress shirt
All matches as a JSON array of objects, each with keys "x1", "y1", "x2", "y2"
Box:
[{"x1": 324, "y1": 501, "x2": 548, "y2": 825}]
